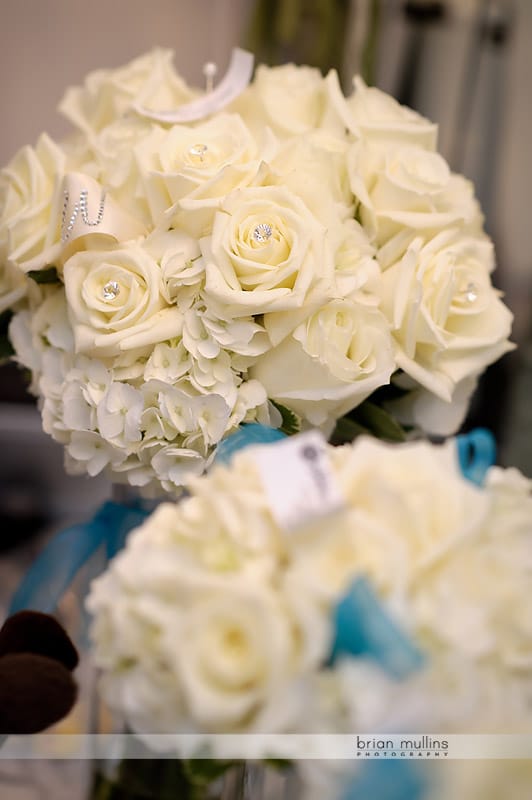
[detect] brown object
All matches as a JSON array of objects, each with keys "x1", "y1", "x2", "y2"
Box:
[
  {"x1": 0, "y1": 653, "x2": 78, "y2": 734},
  {"x1": 0, "y1": 611, "x2": 79, "y2": 735},
  {"x1": 0, "y1": 610, "x2": 79, "y2": 670}
]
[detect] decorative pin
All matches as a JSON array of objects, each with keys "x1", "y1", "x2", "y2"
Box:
[
  {"x1": 457, "y1": 280, "x2": 478, "y2": 304},
  {"x1": 61, "y1": 188, "x2": 106, "y2": 242},
  {"x1": 102, "y1": 281, "x2": 120, "y2": 301},
  {"x1": 252, "y1": 223, "x2": 273, "y2": 244},
  {"x1": 188, "y1": 143, "x2": 208, "y2": 163},
  {"x1": 202, "y1": 61, "x2": 218, "y2": 93},
  {"x1": 463, "y1": 282, "x2": 478, "y2": 303}
]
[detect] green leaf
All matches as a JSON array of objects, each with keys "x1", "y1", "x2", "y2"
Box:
[
  {"x1": 114, "y1": 758, "x2": 193, "y2": 800},
  {"x1": 329, "y1": 415, "x2": 372, "y2": 446},
  {"x1": 27, "y1": 266, "x2": 60, "y2": 284},
  {"x1": 368, "y1": 373, "x2": 412, "y2": 404},
  {"x1": 264, "y1": 757, "x2": 293, "y2": 771},
  {"x1": 183, "y1": 759, "x2": 237, "y2": 787},
  {"x1": 0, "y1": 310, "x2": 14, "y2": 362},
  {"x1": 350, "y1": 400, "x2": 407, "y2": 443},
  {"x1": 271, "y1": 400, "x2": 301, "y2": 436},
  {"x1": 0, "y1": 335, "x2": 14, "y2": 361}
]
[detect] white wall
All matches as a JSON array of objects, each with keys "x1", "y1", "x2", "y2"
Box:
[{"x1": 0, "y1": 0, "x2": 253, "y2": 162}]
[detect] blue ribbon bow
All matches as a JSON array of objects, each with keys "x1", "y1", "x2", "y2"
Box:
[
  {"x1": 456, "y1": 428, "x2": 496, "y2": 486},
  {"x1": 331, "y1": 576, "x2": 425, "y2": 679},
  {"x1": 8, "y1": 500, "x2": 150, "y2": 616},
  {"x1": 214, "y1": 422, "x2": 287, "y2": 464}
]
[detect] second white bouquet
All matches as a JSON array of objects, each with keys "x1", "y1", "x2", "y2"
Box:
[{"x1": 86, "y1": 432, "x2": 532, "y2": 799}]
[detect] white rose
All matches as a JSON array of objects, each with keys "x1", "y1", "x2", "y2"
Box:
[
  {"x1": 0, "y1": 260, "x2": 27, "y2": 314},
  {"x1": 379, "y1": 231, "x2": 514, "y2": 404},
  {"x1": 63, "y1": 243, "x2": 182, "y2": 356},
  {"x1": 184, "y1": 454, "x2": 282, "y2": 558},
  {"x1": 411, "y1": 530, "x2": 532, "y2": 666},
  {"x1": 134, "y1": 114, "x2": 276, "y2": 235},
  {"x1": 333, "y1": 437, "x2": 489, "y2": 583},
  {"x1": 348, "y1": 140, "x2": 481, "y2": 246},
  {"x1": 265, "y1": 134, "x2": 353, "y2": 226},
  {"x1": 284, "y1": 509, "x2": 406, "y2": 609},
  {"x1": 387, "y1": 373, "x2": 480, "y2": 436},
  {"x1": 87, "y1": 502, "x2": 305, "y2": 734},
  {"x1": 90, "y1": 116, "x2": 156, "y2": 227},
  {"x1": 286, "y1": 437, "x2": 489, "y2": 605},
  {"x1": 99, "y1": 664, "x2": 186, "y2": 736},
  {"x1": 0, "y1": 134, "x2": 66, "y2": 269},
  {"x1": 243, "y1": 217, "x2": 376, "y2": 353},
  {"x1": 232, "y1": 63, "x2": 344, "y2": 140},
  {"x1": 201, "y1": 185, "x2": 334, "y2": 316},
  {"x1": 327, "y1": 217, "x2": 380, "y2": 302},
  {"x1": 251, "y1": 300, "x2": 395, "y2": 427},
  {"x1": 346, "y1": 76, "x2": 438, "y2": 147},
  {"x1": 360, "y1": 143, "x2": 450, "y2": 217},
  {"x1": 59, "y1": 48, "x2": 196, "y2": 137},
  {"x1": 174, "y1": 586, "x2": 301, "y2": 731},
  {"x1": 399, "y1": 465, "x2": 532, "y2": 670}
]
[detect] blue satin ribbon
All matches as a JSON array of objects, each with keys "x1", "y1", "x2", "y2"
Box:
[
  {"x1": 332, "y1": 580, "x2": 428, "y2": 800},
  {"x1": 8, "y1": 424, "x2": 286, "y2": 616},
  {"x1": 456, "y1": 428, "x2": 496, "y2": 486},
  {"x1": 214, "y1": 423, "x2": 287, "y2": 464},
  {"x1": 331, "y1": 576, "x2": 425, "y2": 679},
  {"x1": 342, "y1": 760, "x2": 427, "y2": 800},
  {"x1": 8, "y1": 500, "x2": 150, "y2": 616}
]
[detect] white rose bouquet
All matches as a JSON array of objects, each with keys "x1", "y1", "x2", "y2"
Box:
[
  {"x1": 87, "y1": 433, "x2": 532, "y2": 799},
  {"x1": 0, "y1": 49, "x2": 513, "y2": 495}
]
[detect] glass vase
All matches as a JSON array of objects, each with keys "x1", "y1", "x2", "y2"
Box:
[{"x1": 89, "y1": 755, "x2": 297, "y2": 800}]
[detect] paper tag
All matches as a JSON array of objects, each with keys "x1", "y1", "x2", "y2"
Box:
[
  {"x1": 133, "y1": 48, "x2": 254, "y2": 124},
  {"x1": 253, "y1": 430, "x2": 346, "y2": 532}
]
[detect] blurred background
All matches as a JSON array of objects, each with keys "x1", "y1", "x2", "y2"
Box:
[{"x1": 0, "y1": 2, "x2": 530, "y2": 794}]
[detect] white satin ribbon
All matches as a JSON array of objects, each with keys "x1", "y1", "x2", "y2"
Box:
[
  {"x1": 60, "y1": 172, "x2": 146, "y2": 245},
  {"x1": 133, "y1": 47, "x2": 254, "y2": 124}
]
